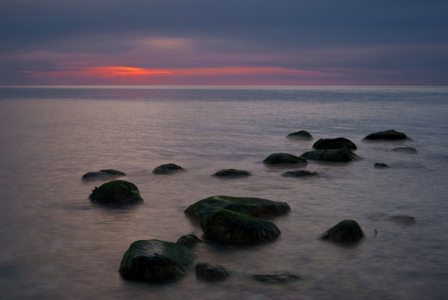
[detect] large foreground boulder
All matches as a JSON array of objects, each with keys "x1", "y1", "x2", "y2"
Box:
[
  {"x1": 153, "y1": 163, "x2": 185, "y2": 174},
  {"x1": 196, "y1": 262, "x2": 230, "y2": 281},
  {"x1": 201, "y1": 209, "x2": 281, "y2": 244},
  {"x1": 364, "y1": 129, "x2": 408, "y2": 140},
  {"x1": 301, "y1": 149, "x2": 359, "y2": 162},
  {"x1": 82, "y1": 169, "x2": 126, "y2": 181},
  {"x1": 184, "y1": 195, "x2": 291, "y2": 221},
  {"x1": 286, "y1": 130, "x2": 313, "y2": 140},
  {"x1": 89, "y1": 180, "x2": 143, "y2": 205},
  {"x1": 263, "y1": 153, "x2": 307, "y2": 165},
  {"x1": 321, "y1": 220, "x2": 364, "y2": 243},
  {"x1": 212, "y1": 169, "x2": 252, "y2": 178},
  {"x1": 119, "y1": 240, "x2": 196, "y2": 282},
  {"x1": 313, "y1": 137, "x2": 357, "y2": 150},
  {"x1": 253, "y1": 272, "x2": 300, "y2": 283}
]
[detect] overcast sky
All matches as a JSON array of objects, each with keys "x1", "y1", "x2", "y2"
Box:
[{"x1": 1, "y1": 0, "x2": 447, "y2": 85}]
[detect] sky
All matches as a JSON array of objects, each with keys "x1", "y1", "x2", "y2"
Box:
[{"x1": 1, "y1": 0, "x2": 447, "y2": 86}]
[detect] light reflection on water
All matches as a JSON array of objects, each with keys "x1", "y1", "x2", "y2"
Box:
[{"x1": 0, "y1": 87, "x2": 448, "y2": 299}]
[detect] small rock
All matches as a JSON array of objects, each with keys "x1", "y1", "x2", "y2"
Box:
[
  {"x1": 388, "y1": 215, "x2": 417, "y2": 225},
  {"x1": 89, "y1": 180, "x2": 143, "y2": 205},
  {"x1": 212, "y1": 169, "x2": 252, "y2": 178},
  {"x1": 282, "y1": 170, "x2": 318, "y2": 177},
  {"x1": 286, "y1": 130, "x2": 313, "y2": 140},
  {"x1": 364, "y1": 129, "x2": 408, "y2": 140},
  {"x1": 176, "y1": 234, "x2": 202, "y2": 248},
  {"x1": 82, "y1": 169, "x2": 126, "y2": 181},
  {"x1": 374, "y1": 163, "x2": 389, "y2": 168},
  {"x1": 253, "y1": 272, "x2": 300, "y2": 283},
  {"x1": 263, "y1": 153, "x2": 307, "y2": 165},
  {"x1": 196, "y1": 262, "x2": 230, "y2": 281},
  {"x1": 321, "y1": 220, "x2": 364, "y2": 243},
  {"x1": 301, "y1": 149, "x2": 359, "y2": 162},
  {"x1": 392, "y1": 147, "x2": 417, "y2": 154},
  {"x1": 153, "y1": 163, "x2": 185, "y2": 174},
  {"x1": 313, "y1": 137, "x2": 357, "y2": 150}
]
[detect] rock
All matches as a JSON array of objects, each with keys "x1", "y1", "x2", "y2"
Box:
[
  {"x1": 153, "y1": 163, "x2": 185, "y2": 174},
  {"x1": 364, "y1": 129, "x2": 408, "y2": 140},
  {"x1": 263, "y1": 153, "x2": 307, "y2": 165},
  {"x1": 176, "y1": 234, "x2": 202, "y2": 248},
  {"x1": 89, "y1": 180, "x2": 143, "y2": 205},
  {"x1": 184, "y1": 195, "x2": 291, "y2": 221},
  {"x1": 201, "y1": 209, "x2": 281, "y2": 244},
  {"x1": 253, "y1": 272, "x2": 300, "y2": 283},
  {"x1": 82, "y1": 169, "x2": 126, "y2": 181},
  {"x1": 388, "y1": 215, "x2": 417, "y2": 225},
  {"x1": 119, "y1": 239, "x2": 196, "y2": 282},
  {"x1": 392, "y1": 147, "x2": 417, "y2": 154},
  {"x1": 286, "y1": 130, "x2": 313, "y2": 140},
  {"x1": 321, "y1": 220, "x2": 365, "y2": 243},
  {"x1": 212, "y1": 169, "x2": 252, "y2": 178},
  {"x1": 196, "y1": 262, "x2": 230, "y2": 281},
  {"x1": 282, "y1": 170, "x2": 318, "y2": 177},
  {"x1": 374, "y1": 163, "x2": 389, "y2": 168},
  {"x1": 300, "y1": 149, "x2": 359, "y2": 162},
  {"x1": 313, "y1": 137, "x2": 357, "y2": 150}
]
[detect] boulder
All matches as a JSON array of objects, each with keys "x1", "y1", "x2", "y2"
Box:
[
  {"x1": 82, "y1": 169, "x2": 126, "y2": 181},
  {"x1": 89, "y1": 180, "x2": 143, "y2": 205},
  {"x1": 212, "y1": 169, "x2": 252, "y2": 178},
  {"x1": 364, "y1": 129, "x2": 408, "y2": 140},
  {"x1": 286, "y1": 130, "x2": 313, "y2": 140},
  {"x1": 374, "y1": 163, "x2": 389, "y2": 168},
  {"x1": 313, "y1": 137, "x2": 357, "y2": 150},
  {"x1": 184, "y1": 195, "x2": 291, "y2": 221},
  {"x1": 196, "y1": 262, "x2": 230, "y2": 281},
  {"x1": 200, "y1": 209, "x2": 281, "y2": 244},
  {"x1": 301, "y1": 149, "x2": 359, "y2": 162},
  {"x1": 392, "y1": 147, "x2": 417, "y2": 154},
  {"x1": 176, "y1": 234, "x2": 202, "y2": 248},
  {"x1": 321, "y1": 220, "x2": 364, "y2": 243},
  {"x1": 153, "y1": 163, "x2": 185, "y2": 174},
  {"x1": 263, "y1": 153, "x2": 307, "y2": 165},
  {"x1": 119, "y1": 239, "x2": 196, "y2": 282},
  {"x1": 282, "y1": 170, "x2": 318, "y2": 177},
  {"x1": 388, "y1": 215, "x2": 417, "y2": 225},
  {"x1": 253, "y1": 272, "x2": 300, "y2": 283}
]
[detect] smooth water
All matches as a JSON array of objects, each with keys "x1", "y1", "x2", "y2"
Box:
[{"x1": 0, "y1": 86, "x2": 447, "y2": 300}]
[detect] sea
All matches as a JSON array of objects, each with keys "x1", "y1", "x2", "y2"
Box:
[{"x1": 0, "y1": 86, "x2": 447, "y2": 300}]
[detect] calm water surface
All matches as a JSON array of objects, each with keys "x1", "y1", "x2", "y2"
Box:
[{"x1": 0, "y1": 86, "x2": 447, "y2": 299}]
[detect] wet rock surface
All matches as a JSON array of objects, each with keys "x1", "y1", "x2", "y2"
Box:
[
  {"x1": 321, "y1": 220, "x2": 365, "y2": 243},
  {"x1": 286, "y1": 130, "x2": 313, "y2": 140},
  {"x1": 89, "y1": 180, "x2": 143, "y2": 205},
  {"x1": 388, "y1": 215, "x2": 417, "y2": 225},
  {"x1": 301, "y1": 149, "x2": 359, "y2": 162},
  {"x1": 282, "y1": 170, "x2": 318, "y2": 177},
  {"x1": 212, "y1": 169, "x2": 252, "y2": 178},
  {"x1": 253, "y1": 272, "x2": 300, "y2": 283},
  {"x1": 313, "y1": 137, "x2": 357, "y2": 150},
  {"x1": 153, "y1": 163, "x2": 185, "y2": 174},
  {"x1": 392, "y1": 147, "x2": 417, "y2": 154},
  {"x1": 196, "y1": 262, "x2": 230, "y2": 281},
  {"x1": 374, "y1": 163, "x2": 389, "y2": 168},
  {"x1": 176, "y1": 234, "x2": 202, "y2": 248},
  {"x1": 364, "y1": 129, "x2": 408, "y2": 140},
  {"x1": 82, "y1": 169, "x2": 126, "y2": 181},
  {"x1": 263, "y1": 153, "x2": 307, "y2": 165}
]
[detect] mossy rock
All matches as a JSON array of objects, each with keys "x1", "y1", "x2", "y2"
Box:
[
  {"x1": 392, "y1": 147, "x2": 417, "y2": 154},
  {"x1": 321, "y1": 220, "x2": 364, "y2": 243},
  {"x1": 253, "y1": 272, "x2": 300, "y2": 283},
  {"x1": 282, "y1": 170, "x2": 318, "y2": 177},
  {"x1": 82, "y1": 169, "x2": 126, "y2": 181},
  {"x1": 200, "y1": 209, "x2": 281, "y2": 244},
  {"x1": 119, "y1": 239, "x2": 196, "y2": 282},
  {"x1": 300, "y1": 149, "x2": 359, "y2": 162},
  {"x1": 313, "y1": 137, "x2": 357, "y2": 150},
  {"x1": 212, "y1": 169, "x2": 252, "y2": 178},
  {"x1": 196, "y1": 262, "x2": 230, "y2": 281},
  {"x1": 184, "y1": 195, "x2": 291, "y2": 221},
  {"x1": 364, "y1": 129, "x2": 408, "y2": 140},
  {"x1": 153, "y1": 163, "x2": 185, "y2": 174},
  {"x1": 263, "y1": 153, "x2": 307, "y2": 165},
  {"x1": 286, "y1": 130, "x2": 313, "y2": 140},
  {"x1": 176, "y1": 234, "x2": 202, "y2": 248},
  {"x1": 89, "y1": 180, "x2": 143, "y2": 205}
]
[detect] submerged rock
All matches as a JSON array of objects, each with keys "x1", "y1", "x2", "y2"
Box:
[
  {"x1": 364, "y1": 129, "x2": 408, "y2": 140},
  {"x1": 286, "y1": 130, "x2": 313, "y2": 140},
  {"x1": 212, "y1": 169, "x2": 252, "y2": 178},
  {"x1": 176, "y1": 234, "x2": 202, "y2": 248},
  {"x1": 200, "y1": 209, "x2": 281, "y2": 244},
  {"x1": 388, "y1": 215, "x2": 417, "y2": 225},
  {"x1": 253, "y1": 272, "x2": 300, "y2": 283},
  {"x1": 119, "y1": 239, "x2": 196, "y2": 282},
  {"x1": 301, "y1": 149, "x2": 359, "y2": 162},
  {"x1": 392, "y1": 147, "x2": 417, "y2": 154},
  {"x1": 153, "y1": 163, "x2": 185, "y2": 174},
  {"x1": 374, "y1": 163, "x2": 389, "y2": 168},
  {"x1": 282, "y1": 170, "x2": 318, "y2": 177},
  {"x1": 82, "y1": 169, "x2": 126, "y2": 181},
  {"x1": 89, "y1": 180, "x2": 143, "y2": 205},
  {"x1": 263, "y1": 153, "x2": 307, "y2": 165},
  {"x1": 196, "y1": 262, "x2": 230, "y2": 281},
  {"x1": 184, "y1": 195, "x2": 291, "y2": 221},
  {"x1": 313, "y1": 137, "x2": 357, "y2": 150},
  {"x1": 321, "y1": 220, "x2": 365, "y2": 243}
]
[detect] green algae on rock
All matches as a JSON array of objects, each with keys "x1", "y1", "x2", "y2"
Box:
[
  {"x1": 200, "y1": 209, "x2": 281, "y2": 244},
  {"x1": 286, "y1": 130, "x2": 313, "y2": 140},
  {"x1": 263, "y1": 153, "x2": 307, "y2": 164},
  {"x1": 184, "y1": 195, "x2": 291, "y2": 221},
  {"x1": 313, "y1": 137, "x2": 357, "y2": 150},
  {"x1": 364, "y1": 129, "x2": 408, "y2": 140},
  {"x1": 321, "y1": 220, "x2": 365, "y2": 243},
  {"x1": 196, "y1": 262, "x2": 230, "y2": 281},
  {"x1": 301, "y1": 149, "x2": 359, "y2": 162},
  {"x1": 153, "y1": 163, "x2": 185, "y2": 174},
  {"x1": 82, "y1": 169, "x2": 126, "y2": 181},
  {"x1": 89, "y1": 180, "x2": 143, "y2": 205},
  {"x1": 119, "y1": 239, "x2": 196, "y2": 282},
  {"x1": 212, "y1": 169, "x2": 252, "y2": 178}
]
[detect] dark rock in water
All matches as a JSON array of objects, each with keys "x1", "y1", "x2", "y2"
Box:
[
  {"x1": 212, "y1": 169, "x2": 252, "y2": 178},
  {"x1": 201, "y1": 209, "x2": 281, "y2": 244},
  {"x1": 176, "y1": 234, "x2": 202, "y2": 248},
  {"x1": 119, "y1": 239, "x2": 196, "y2": 282},
  {"x1": 301, "y1": 149, "x2": 359, "y2": 162},
  {"x1": 153, "y1": 163, "x2": 185, "y2": 174},
  {"x1": 89, "y1": 180, "x2": 143, "y2": 205},
  {"x1": 253, "y1": 272, "x2": 300, "y2": 283},
  {"x1": 374, "y1": 163, "x2": 389, "y2": 168},
  {"x1": 321, "y1": 220, "x2": 364, "y2": 243},
  {"x1": 388, "y1": 215, "x2": 417, "y2": 225},
  {"x1": 82, "y1": 169, "x2": 126, "y2": 181},
  {"x1": 263, "y1": 153, "x2": 307, "y2": 165},
  {"x1": 364, "y1": 129, "x2": 408, "y2": 140},
  {"x1": 196, "y1": 262, "x2": 230, "y2": 281},
  {"x1": 392, "y1": 147, "x2": 417, "y2": 154},
  {"x1": 282, "y1": 170, "x2": 318, "y2": 177},
  {"x1": 286, "y1": 130, "x2": 313, "y2": 140},
  {"x1": 184, "y1": 195, "x2": 291, "y2": 221},
  {"x1": 313, "y1": 137, "x2": 357, "y2": 150}
]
